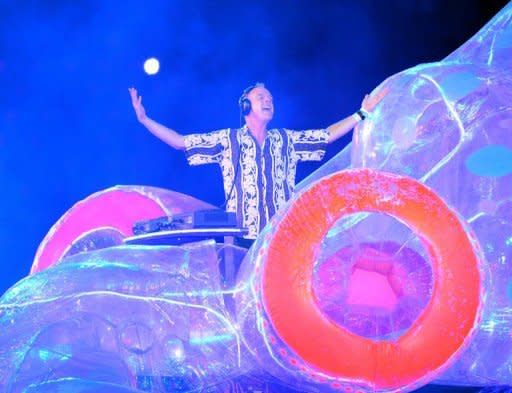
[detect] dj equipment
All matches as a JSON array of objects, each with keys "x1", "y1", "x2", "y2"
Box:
[{"x1": 132, "y1": 209, "x2": 238, "y2": 235}]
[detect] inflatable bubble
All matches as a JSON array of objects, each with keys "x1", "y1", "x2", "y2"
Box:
[
  {"x1": 287, "y1": 1, "x2": 511, "y2": 390},
  {"x1": 31, "y1": 186, "x2": 214, "y2": 273},
  {"x1": 0, "y1": 243, "x2": 251, "y2": 393},
  {"x1": 236, "y1": 169, "x2": 484, "y2": 392},
  {"x1": 1, "y1": 2, "x2": 512, "y2": 392}
]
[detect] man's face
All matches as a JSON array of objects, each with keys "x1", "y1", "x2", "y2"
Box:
[{"x1": 247, "y1": 86, "x2": 274, "y2": 122}]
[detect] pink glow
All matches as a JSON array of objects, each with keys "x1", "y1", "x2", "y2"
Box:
[
  {"x1": 31, "y1": 188, "x2": 167, "y2": 273},
  {"x1": 346, "y1": 268, "x2": 398, "y2": 311}
]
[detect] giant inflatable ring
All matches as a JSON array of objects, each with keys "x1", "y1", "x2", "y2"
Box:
[
  {"x1": 31, "y1": 186, "x2": 214, "y2": 273},
  {"x1": 262, "y1": 169, "x2": 482, "y2": 390},
  {"x1": 31, "y1": 187, "x2": 169, "y2": 273}
]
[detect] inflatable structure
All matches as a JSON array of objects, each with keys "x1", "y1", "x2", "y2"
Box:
[{"x1": 1, "y1": 3, "x2": 511, "y2": 392}]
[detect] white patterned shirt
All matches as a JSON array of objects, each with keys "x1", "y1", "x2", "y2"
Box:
[{"x1": 184, "y1": 126, "x2": 329, "y2": 239}]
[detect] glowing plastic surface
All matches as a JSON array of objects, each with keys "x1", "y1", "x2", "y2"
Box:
[
  {"x1": 294, "y1": 1, "x2": 512, "y2": 389},
  {"x1": 1, "y1": 243, "x2": 251, "y2": 392},
  {"x1": 237, "y1": 170, "x2": 483, "y2": 392},
  {"x1": 1, "y1": 2, "x2": 512, "y2": 392},
  {"x1": 31, "y1": 186, "x2": 214, "y2": 273}
]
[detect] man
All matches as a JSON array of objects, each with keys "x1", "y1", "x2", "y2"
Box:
[{"x1": 128, "y1": 83, "x2": 383, "y2": 245}]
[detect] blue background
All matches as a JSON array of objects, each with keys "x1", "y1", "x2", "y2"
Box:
[{"x1": 0, "y1": 0, "x2": 507, "y2": 296}]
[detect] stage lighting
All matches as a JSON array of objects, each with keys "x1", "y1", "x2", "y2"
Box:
[{"x1": 143, "y1": 58, "x2": 160, "y2": 75}]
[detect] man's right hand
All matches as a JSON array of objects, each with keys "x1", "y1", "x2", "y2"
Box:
[
  {"x1": 128, "y1": 87, "x2": 147, "y2": 123},
  {"x1": 127, "y1": 87, "x2": 185, "y2": 150}
]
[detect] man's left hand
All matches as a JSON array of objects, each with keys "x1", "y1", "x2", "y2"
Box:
[{"x1": 361, "y1": 87, "x2": 390, "y2": 112}]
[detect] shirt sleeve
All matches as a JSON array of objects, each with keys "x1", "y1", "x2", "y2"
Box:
[
  {"x1": 286, "y1": 128, "x2": 329, "y2": 161},
  {"x1": 183, "y1": 128, "x2": 230, "y2": 166}
]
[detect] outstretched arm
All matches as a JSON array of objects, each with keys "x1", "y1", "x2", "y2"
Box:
[
  {"x1": 128, "y1": 87, "x2": 186, "y2": 150},
  {"x1": 327, "y1": 88, "x2": 389, "y2": 144},
  {"x1": 327, "y1": 113, "x2": 361, "y2": 144}
]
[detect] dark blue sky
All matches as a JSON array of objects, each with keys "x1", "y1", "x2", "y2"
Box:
[{"x1": 0, "y1": 0, "x2": 508, "y2": 294}]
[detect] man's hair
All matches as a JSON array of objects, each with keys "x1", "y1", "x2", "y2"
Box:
[
  {"x1": 239, "y1": 82, "x2": 265, "y2": 104},
  {"x1": 238, "y1": 82, "x2": 265, "y2": 115}
]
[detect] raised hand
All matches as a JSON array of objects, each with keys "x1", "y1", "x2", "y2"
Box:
[
  {"x1": 128, "y1": 87, "x2": 147, "y2": 122},
  {"x1": 361, "y1": 87, "x2": 390, "y2": 112}
]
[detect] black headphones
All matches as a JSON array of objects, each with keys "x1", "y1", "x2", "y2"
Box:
[{"x1": 238, "y1": 84, "x2": 259, "y2": 116}]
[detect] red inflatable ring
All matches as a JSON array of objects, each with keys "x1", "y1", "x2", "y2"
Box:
[{"x1": 262, "y1": 169, "x2": 482, "y2": 390}]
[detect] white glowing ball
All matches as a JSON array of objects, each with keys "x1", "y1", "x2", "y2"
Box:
[{"x1": 143, "y1": 58, "x2": 160, "y2": 75}]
